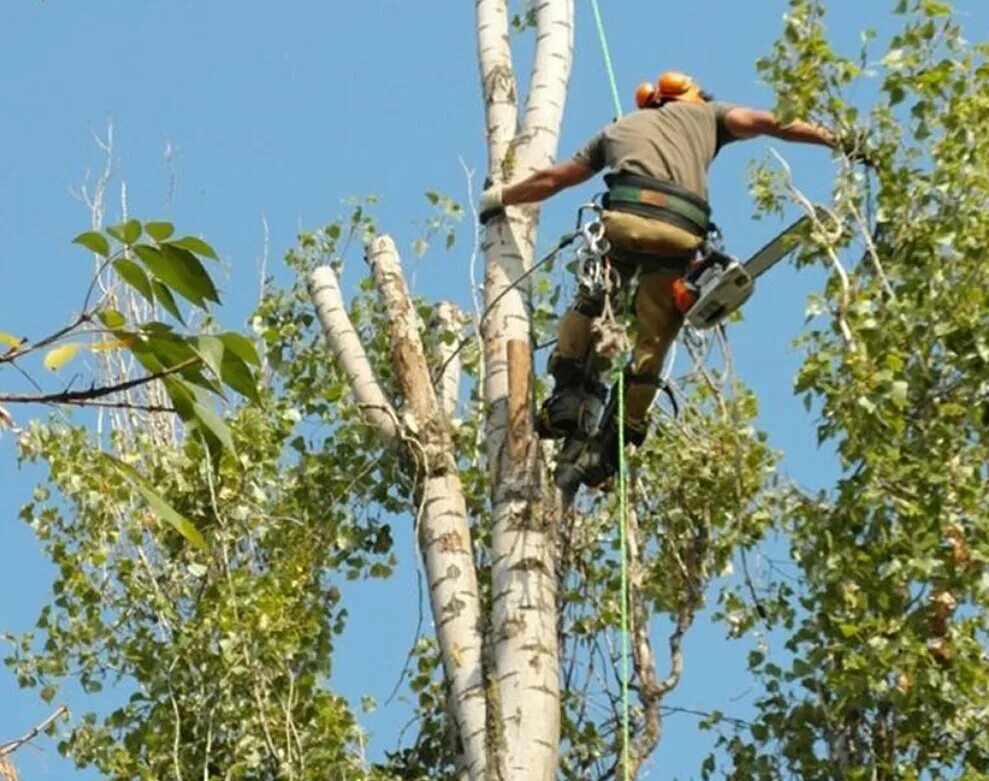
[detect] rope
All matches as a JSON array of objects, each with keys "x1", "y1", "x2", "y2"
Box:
[
  {"x1": 587, "y1": 0, "x2": 631, "y2": 776},
  {"x1": 589, "y1": 0, "x2": 624, "y2": 121},
  {"x1": 433, "y1": 232, "x2": 576, "y2": 384}
]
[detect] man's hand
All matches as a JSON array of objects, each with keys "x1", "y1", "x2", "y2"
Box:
[
  {"x1": 479, "y1": 185, "x2": 504, "y2": 225},
  {"x1": 837, "y1": 129, "x2": 878, "y2": 169}
]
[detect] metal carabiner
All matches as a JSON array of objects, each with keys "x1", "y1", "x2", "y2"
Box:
[
  {"x1": 581, "y1": 220, "x2": 609, "y2": 256},
  {"x1": 574, "y1": 201, "x2": 604, "y2": 234}
]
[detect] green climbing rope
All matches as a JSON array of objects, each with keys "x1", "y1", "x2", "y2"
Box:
[
  {"x1": 589, "y1": 0, "x2": 624, "y2": 121},
  {"x1": 587, "y1": 0, "x2": 631, "y2": 777}
]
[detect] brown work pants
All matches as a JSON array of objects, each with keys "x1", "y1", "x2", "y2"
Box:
[{"x1": 554, "y1": 210, "x2": 703, "y2": 427}]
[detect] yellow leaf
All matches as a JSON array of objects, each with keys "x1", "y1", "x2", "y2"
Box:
[
  {"x1": 0, "y1": 331, "x2": 22, "y2": 349},
  {"x1": 43, "y1": 343, "x2": 83, "y2": 370},
  {"x1": 90, "y1": 338, "x2": 132, "y2": 353}
]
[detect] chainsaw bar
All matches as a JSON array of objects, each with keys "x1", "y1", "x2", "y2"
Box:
[{"x1": 743, "y1": 214, "x2": 812, "y2": 280}]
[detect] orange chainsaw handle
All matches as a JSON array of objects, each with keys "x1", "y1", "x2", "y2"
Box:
[{"x1": 672, "y1": 277, "x2": 696, "y2": 314}]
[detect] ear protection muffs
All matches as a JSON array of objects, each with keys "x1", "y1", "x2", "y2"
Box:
[{"x1": 635, "y1": 71, "x2": 709, "y2": 108}]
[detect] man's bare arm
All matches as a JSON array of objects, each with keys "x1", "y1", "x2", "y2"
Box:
[
  {"x1": 501, "y1": 159, "x2": 597, "y2": 206},
  {"x1": 724, "y1": 107, "x2": 837, "y2": 149}
]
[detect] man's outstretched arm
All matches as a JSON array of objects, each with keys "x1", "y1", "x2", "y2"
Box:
[
  {"x1": 724, "y1": 107, "x2": 837, "y2": 148},
  {"x1": 480, "y1": 159, "x2": 597, "y2": 222}
]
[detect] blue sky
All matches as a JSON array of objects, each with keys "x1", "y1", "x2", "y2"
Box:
[{"x1": 2, "y1": 1, "x2": 987, "y2": 778}]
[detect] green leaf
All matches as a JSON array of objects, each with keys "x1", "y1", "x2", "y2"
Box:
[
  {"x1": 97, "y1": 309, "x2": 126, "y2": 329},
  {"x1": 143, "y1": 331, "x2": 197, "y2": 371},
  {"x1": 218, "y1": 333, "x2": 260, "y2": 366},
  {"x1": 114, "y1": 259, "x2": 155, "y2": 305},
  {"x1": 145, "y1": 221, "x2": 175, "y2": 242},
  {"x1": 219, "y1": 352, "x2": 259, "y2": 402},
  {"x1": 43, "y1": 343, "x2": 83, "y2": 370},
  {"x1": 890, "y1": 380, "x2": 909, "y2": 408},
  {"x1": 72, "y1": 231, "x2": 110, "y2": 258},
  {"x1": 107, "y1": 219, "x2": 142, "y2": 245},
  {"x1": 151, "y1": 279, "x2": 186, "y2": 324},
  {"x1": 102, "y1": 453, "x2": 207, "y2": 551},
  {"x1": 134, "y1": 244, "x2": 219, "y2": 308},
  {"x1": 167, "y1": 236, "x2": 218, "y2": 260},
  {"x1": 195, "y1": 335, "x2": 226, "y2": 379},
  {"x1": 192, "y1": 401, "x2": 235, "y2": 453},
  {"x1": 162, "y1": 377, "x2": 196, "y2": 420}
]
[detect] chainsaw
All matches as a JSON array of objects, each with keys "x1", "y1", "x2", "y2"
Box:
[{"x1": 672, "y1": 214, "x2": 813, "y2": 329}]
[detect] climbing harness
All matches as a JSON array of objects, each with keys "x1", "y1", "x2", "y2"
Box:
[{"x1": 604, "y1": 171, "x2": 712, "y2": 239}]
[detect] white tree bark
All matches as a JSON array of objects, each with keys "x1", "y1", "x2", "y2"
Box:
[
  {"x1": 310, "y1": 4, "x2": 576, "y2": 777},
  {"x1": 430, "y1": 302, "x2": 463, "y2": 420},
  {"x1": 309, "y1": 267, "x2": 399, "y2": 443},
  {"x1": 476, "y1": 2, "x2": 574, "y2": 778}
]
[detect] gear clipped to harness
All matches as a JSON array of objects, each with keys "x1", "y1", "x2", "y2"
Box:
[{"x1": 572, "y1": 205, "x2": 628, "y2": 358}]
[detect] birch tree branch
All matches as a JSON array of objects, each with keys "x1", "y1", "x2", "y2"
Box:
[
  {"x1": 367, "y1": 236, "x2": 442, "y2": 427},
  {"x1": 308, "y1": 265, "x2": 399, "y2": 443},
  {"x1": 0, "y1": 705, "x2": 69, "y2": 757},
  {"x1": 430, "y1": 302, "x2": 463, "y2": 420},
  {"x1": 476, "y1": 0, "x2": 519, "y2": 181},
  {"x1": 520, "y1": 0, "x2": 575, "y2": 173}
]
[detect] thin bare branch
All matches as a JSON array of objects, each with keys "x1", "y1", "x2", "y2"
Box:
[
  {"x1": 0, "y1": 705, "x2": 69, "y2": 757},
  {"x1": 0, "y1": 356, "x2": 199, "y2": 407}
]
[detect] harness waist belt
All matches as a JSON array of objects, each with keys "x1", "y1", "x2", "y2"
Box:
[{"x1": 603, "y1": 172, "x2": 710, "y2": 236}]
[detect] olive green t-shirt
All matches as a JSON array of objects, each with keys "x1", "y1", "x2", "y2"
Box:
[{"x1": 572, "y1": 101, "x2": 738, "y2": 201}]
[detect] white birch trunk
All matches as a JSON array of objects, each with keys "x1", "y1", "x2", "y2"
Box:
[
  {"x1": 476, "y1": 2, "x2": 574, "y2": 778},
  {"x1": 310, "y1": 3, "x2": 576, "y2": 776}
]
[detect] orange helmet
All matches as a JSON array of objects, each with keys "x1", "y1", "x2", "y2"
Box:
[{"x1": 635, "y1": 71, "x2": 709, "y2": 109}]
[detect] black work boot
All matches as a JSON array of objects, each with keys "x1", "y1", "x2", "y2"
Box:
[
  {"x1": 554, "y1": 412, "x2": 647, "y2": 497},
  {"x1": 536, "y1": 356, "x2": 606, "y2": 440}
]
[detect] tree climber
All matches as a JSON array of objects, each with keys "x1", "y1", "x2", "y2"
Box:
[{"x1": 480, "y1": 71, "x2": 847, "y2": 492}]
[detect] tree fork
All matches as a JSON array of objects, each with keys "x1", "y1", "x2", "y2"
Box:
[{"x1": 309, "y1": 237, "x2": 488, "y2": 778}]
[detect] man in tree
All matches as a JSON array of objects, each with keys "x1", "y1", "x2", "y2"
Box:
[{"x1": 480, "y1": 70, "x2": 841, "y2": 492}]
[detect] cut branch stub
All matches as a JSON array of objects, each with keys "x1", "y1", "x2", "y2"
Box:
[
  {"x1": 506, "y1": 339, "x2": 532, "y2": 463},
  {"x1": 366, "y1": 235, "x2": 441, "y2": 431}
]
